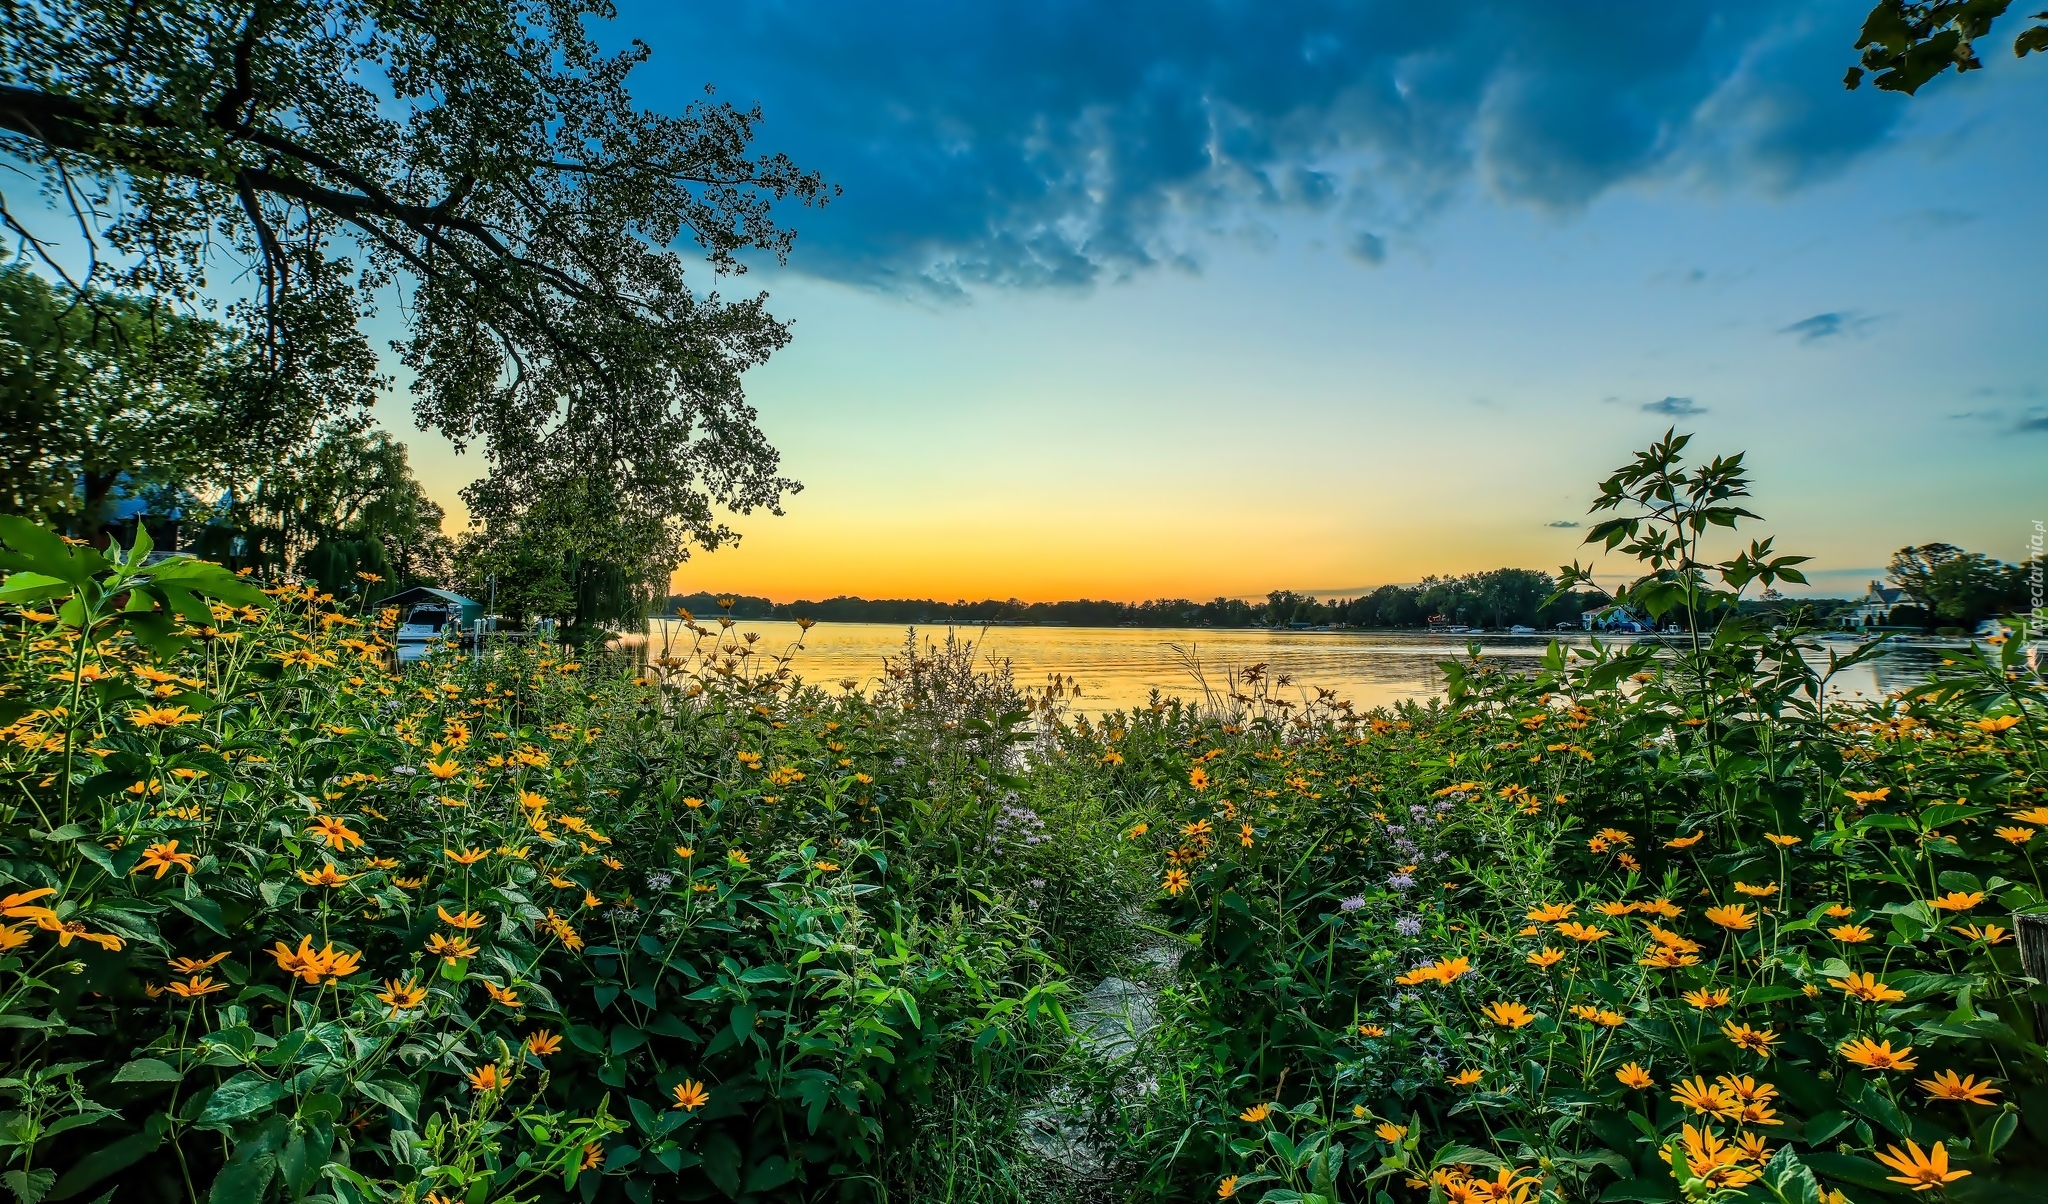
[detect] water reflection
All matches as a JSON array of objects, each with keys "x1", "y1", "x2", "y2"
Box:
[{"x1": 628, "y1": 621, "x2": 1966, "y2": 714}]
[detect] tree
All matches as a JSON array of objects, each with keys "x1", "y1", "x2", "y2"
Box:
[
  {"x1": 0, "y1": 261, "x2": 349, "y2": 535},
  {"x1": 1846, "y1": 1, "x2": 2048, "y2": 93},
  {"x1": 1886, "y1": 542, "x2": 2035, "y2": 628},
  {"x1": 1, "y1": 0, "x2": 831, "y2": 584},
  {"x1": 219, "y1": 425, "x2": 453, "y2": 592}
]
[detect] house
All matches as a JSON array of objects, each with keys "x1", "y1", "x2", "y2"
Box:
[
  {"x1": 1846, "y1": 581, "x2": 1910, "y2": 628},
  {"x1": 1581, "y1": 606, "x2": 1650, "y2": 633}
]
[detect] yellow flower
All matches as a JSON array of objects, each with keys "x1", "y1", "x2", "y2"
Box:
[
  {"x1": 166, "y1": 976, "x2": 227, "y2": 998},
  {"x1": 1917, "y1": 1069, "x2": 1999, "y2": 1105},
  {"x1": 727, "y1": 849, "x2": 750, "y2": 866},
  {"x1": 1555, "y1": 921, "x2": 1610, "y2": 943},
  {"x1": 1163, "y1": 869, "x2": 1191, "y2": 896},
  {"x1": 297, "y1": 864, "x2": 355, "y2": 888},
  {"x1": 525, "y1": 1029, "x2": 563, "y2": 1057},
  {"x1": 128, "y1": 704, "x2": 202, "y2": 729},
  {"x1": 1216, "y1": 1176, "x2": 1238, "y2": 1199},
  {"x1": 1926, "y1": 891, "x2": 1983, "y2": 912},
  {"x1": 437, "y1": 905, "x2": 486, "y2": 930},
  {"x1": 167, "y1": 952, "x2": 230, "y2": 975},
  {"x1": 1615, "y1": 1063, "x2": 1655, "y2": 1089},
  {"x1": 1721, "y1": 1021, "x2": 1779, "y2": 1059},
  {"x1": 1732, "y1": 881, "x2": 1778, "y2": 898},
  {"x1": 1238, "y1": 1103, "x2": 1272, "y2": 1123},
  {"x1": 1704, "y1": 904, "x2": 1756, "y2": 931},
  {"x1": 307, "y1": 816, "x2": 364, "y2": 851},
  {"x1": 1828, "y1": 923, "x2": 1875, "y2": 944},
  {"x1": 1839, "y1": 1036, "x2": 1917, "y2": 1071},
  {"x1": 1681, "y1": 988, "x2": 1731, "y2": 1010},
  {"x1": 1525, "y1": 902, "x2": 1576, "y2": 923},
  {"x1": 2012, "y1": 806, "x2": 2048, "y2": 825},
  {"x1": 1672, "y1": 1076, "x2": 1737, "y2": 1117},
  {"x1": 672, "y1": 1080, "x2": 711, "y2": 1111},
  {"x1": 1482, "y1": 1001, "x2": 1536, "y2": 1028},
  {"x1": 1374, "y1": 1122, "x2": 1407, "y2": 1143},
  {"x1": 1526, "y1": 947, "x2": 1566, "y2": 968},
  {"x1": 519, "y1": 790, "x2": 549, "y2": 810},
  {"x1": 1661, "y1": 1124, "x2": 1758, "y2": 1191},
  {"x1": 1357, "y1": 1024, "x2": 1385, "y2": 1037},
  {"x1": 133, "y1": 840, "x2": 197, "y2": 878},
  {"x1": 1189, "y1": 766, "x2": 1210, "y2": 791},
  {"x1": 1830, "y1": 972, "x2": 1906, "y2": 1003},
  {"x1": 1950, "y1": 922, "x2": 2009, "y2": 944},
  {"x1": 1873, "y1": 1140, "x2": 1969, "y2": 1191},
  {"x1": 1665, "y1": 831, "x2": 1704, "y2": 849},
  {"x1": 1446, "y1": 1069, "x2": 1484, "y2": 1087},
  {"x1": 1843, "y1": 787, "x2": 1890, "y2": 804},
  {"x1": 426, "y1": 933, "x2": 478, "y2": 963},
  {"x1": 466, "y1": 1064, "x2": 501, "y2": 1093},
  {"x1": 444, "y1": 847, "x2": 488, "y2": 866},
  {"x1": 425, "y1": 759, "x2": 461, "y2": 780},
  {"x1": 482, "y1": 982, "x2": 522, "y2": 1008},
  {"x1": 266, "y1": 935, "x2": 361, "y2": 984},
  {"x1": 814, "y1": 860, "x2": 840, "y2": 871},
  {"x1": 377, "y1": 977, "x2": 428, "y2": 1016},
  {"x1": 1763, "y1": 833, "x2": 1801, "y2": 847}
]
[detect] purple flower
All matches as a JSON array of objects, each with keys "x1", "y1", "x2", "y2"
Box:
[
  {"x1": 1339, "y1": 895, "x2": 1367, "y2": 912},
  {"x1": 645, "y1": 871, "x2": 674, "y2": 892},
  {"x1": 1395, "y1": 916, "x2": 1422, "y2": 936},
  {"x1": 1387, "y1": 873, "x2": 1415, "y2": 891}
]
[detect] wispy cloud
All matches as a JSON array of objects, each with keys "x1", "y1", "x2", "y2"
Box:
[
  {"x1": 1778, "y1": 311, "x2": 1875, "y2": 343},
  {"x1": 1546, "y1": 520, "x2": 1581, "y2": 528},
  {"x1": 1642, "y1": 396, "x2": 1706, "y2": 417}
]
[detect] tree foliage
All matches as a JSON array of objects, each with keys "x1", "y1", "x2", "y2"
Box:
[
  {"x1": 216, "y1": 424, "x2": 453, "y2": 592},
  {"x1": 0, "y1": 261, "x2": 351, "y2": 533},
  {"x1": 1886, "y1": 541, "x2": 2040, "y2": 627},
  {"x1": 1846, "y1": 0, "x2": 2048, "y2": 92},
  {"x1": 0, "y1": 0, "x2": 830, "y2": 582}
]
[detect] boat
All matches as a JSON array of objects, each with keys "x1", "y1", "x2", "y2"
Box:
[{"x1": 374, "y1": 586, "x2": 484, "y2": 664}]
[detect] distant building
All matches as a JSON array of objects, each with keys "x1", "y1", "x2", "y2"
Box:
[
  {"x1": 1847, "y1": 581, "x2": 1910, "y2": 628},
  {"x1": 1581, "y1": 606, "x2": 1649, "y2": 633}
]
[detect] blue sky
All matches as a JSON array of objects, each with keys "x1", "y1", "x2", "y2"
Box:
[{"x1": 384, "y1": 3, "x2": 2048, "y2": 596}]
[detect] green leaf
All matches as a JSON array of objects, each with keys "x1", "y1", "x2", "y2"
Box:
[
  {"x1": 353, "y1": 1076, "x2": 418, "y2": 1122},
  {"x1": 112, "y1": 1059, "x2": 182, "y2": 1084},
  {"x1": 198, "y1": 1071, "x2": 290, "y2": 1124},
  {"x1": 3, "y1": 1168, "x2": 55, "y2": 1204},
  {"x1": 170, "y1": 897, "x2": 231, "y2": 939},
  {"x1": 45, "y1": 1112, "x2": 168, "y2": 1200}
]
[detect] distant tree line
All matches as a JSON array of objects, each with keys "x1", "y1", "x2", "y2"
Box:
[{"x1": 674, "y1": 569, "x2": 1621, "y2": 630}]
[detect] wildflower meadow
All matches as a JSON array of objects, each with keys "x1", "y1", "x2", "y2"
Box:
[{"x1": 1, "y1": 436, "x2": 2043, "y2": 1204}]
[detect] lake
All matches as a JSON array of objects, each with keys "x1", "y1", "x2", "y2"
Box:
[{"x1": 625, "y1": 621, "x2": 1952, "y2": 714}]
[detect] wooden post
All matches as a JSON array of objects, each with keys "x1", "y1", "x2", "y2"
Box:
[{"x1": 2019, "y1": 912, "x2": 2048, "y2": 1040}]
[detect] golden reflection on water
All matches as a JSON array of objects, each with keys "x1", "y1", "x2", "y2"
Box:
[{"x1": 625, "y1": 621, "x2": 1945, "y2": 715}]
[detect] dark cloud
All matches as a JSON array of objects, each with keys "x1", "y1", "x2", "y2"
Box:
[
  {"x1": 1546, "y1": 520, "x2": 1581, "y2": 528},
  {"x1": 1643, "y1": 396, "x2": 1706, "y2": 416},
  {"x1": 1779, "y1": 311, "x2": 1872, "y2": 342},
  {"x1": 2018, "y1": 410, "x2": 2048, "y2": 433},
  {"x1": 623, "y1": 0, "x2": 1906, "y2": 295},
  {"x1": 1346, "y1": 231, "x2": 1388, "y2": 265}
]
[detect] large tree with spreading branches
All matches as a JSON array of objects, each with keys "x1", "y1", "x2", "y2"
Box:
[{"x1": 0, "y1": 0, "x2": 830, "y2": 603}]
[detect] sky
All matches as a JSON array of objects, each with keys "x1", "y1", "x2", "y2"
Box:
[{"x1": 375, "y1": 1, "x2": 2047, "y2": 601}]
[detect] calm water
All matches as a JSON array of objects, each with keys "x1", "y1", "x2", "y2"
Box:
[{"x1": 627, "y1": 621, "x2": 1954, "y2": 715}]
